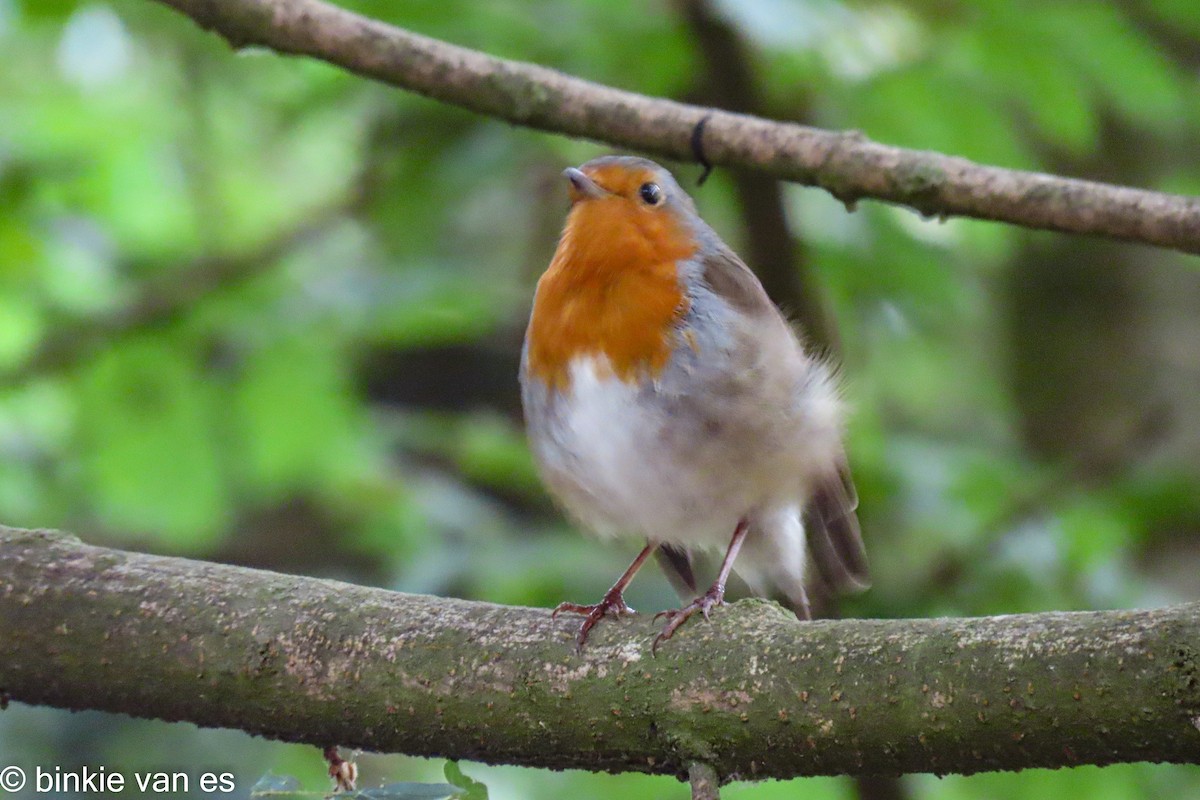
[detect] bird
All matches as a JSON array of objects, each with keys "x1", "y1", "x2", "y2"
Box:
[{"x1": 519, "y1": 155, "x2": 868, "y2": 651}]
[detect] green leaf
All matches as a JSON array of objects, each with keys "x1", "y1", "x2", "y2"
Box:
[
  {"x1": 0, "y1": 291, "x2": 43, "y2": 369},
  {"x1": 847, "y1": 66, "x2": 1033, "y2": 168},
  {"x1": 443, "y1": 762, "x2": 487, "y2": 800},
  {"x1": 1148, "y1": 0, "x2": 1200, "y2": 37},
  {"x1": 454, "y1": 414, "x2": 541, "y2": 496},
  {"x1": 1042, "y1": 3, "x2": 1185, "y2": 127},
  {"x1": 78, "y1": 337, "x2": 228, "y2": 545},
  {"x1": 346, "y1": 784, "x2": 463, "y2": 800},
  {"x1": 1060, "y1": 497, "x2": 1131, "y2": 571},
  {"x1": 18, "y1": 0, "x2": 79, "y2": 21},
  {"x1": 234, "y1": 335, "x2": 358, "y2": 496},
  {"x1": 953, "y1": 19, "x2": 1096, "y2": 152},
  {"x1": 0, "y1": 219, "x2": 43, "y2": 284}
]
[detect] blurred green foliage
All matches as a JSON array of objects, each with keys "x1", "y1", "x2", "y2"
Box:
[
  {"x1": 246, "y1": 764, "x2": 474, "y2": 798},
  {"x1": 2, "y1": 0, "x2": 1199, "y2": 798}
]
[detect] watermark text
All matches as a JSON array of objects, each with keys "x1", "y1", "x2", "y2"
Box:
[{"x1": 0, "y1": 765, "x2": 236, "y2": 794}]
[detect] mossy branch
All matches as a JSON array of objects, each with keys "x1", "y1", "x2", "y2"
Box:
[
  {"x1": 2, "y1": 525, "x2": 1199, "y2": 787},
  {"x1": 145, "y1": 0, "x2": 1200, "y2": 255}
]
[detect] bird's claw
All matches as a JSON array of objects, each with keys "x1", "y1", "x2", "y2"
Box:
[
  {"x1": 651, "y1": 585, "x2": 726, "y2": 653},
  {"x1": 552, "y1": 592, "x2": 636, "y2": 650}
]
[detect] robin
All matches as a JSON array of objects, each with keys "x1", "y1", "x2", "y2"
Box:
[{"x1": 520, "y1": 155, "x2": 868, "y2": 651}]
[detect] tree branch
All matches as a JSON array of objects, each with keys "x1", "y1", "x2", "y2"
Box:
[
  {"x1": 145, "y1": 0, "x2": 1200, "y2": 255},
  {"x1": 2, "y1": 526, "x2": 1199, "y2": 785}
]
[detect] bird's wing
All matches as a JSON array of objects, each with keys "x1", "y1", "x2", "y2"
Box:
[
  {"x1": 804, "y1": 461, "x2": 870, "y2": 594},
  {"x1": 698, "y1": 242, "x2": 776, "y2": 318},
  {"x1": 700, "y1": 240, "x2": 869, "y2": 595}
]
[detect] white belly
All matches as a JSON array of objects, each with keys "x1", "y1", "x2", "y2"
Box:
[{"x1": 525, "y1": 355, "x2": 837, "y2": 551}]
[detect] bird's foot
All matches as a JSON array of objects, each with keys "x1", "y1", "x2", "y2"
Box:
[
  {"x1": 652, "y1": 584, "x2": 726, "y2": 653},
  {"x1": 552, "y1": 589, "x2": 636, "y2": 651}
]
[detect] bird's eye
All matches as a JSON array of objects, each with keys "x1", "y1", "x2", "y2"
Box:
[{"x1": 638, "y1": 182, "x2": 663, "y2": 206}]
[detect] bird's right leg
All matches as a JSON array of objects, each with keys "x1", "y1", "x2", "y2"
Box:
[
  {"x1": 553, "y1": 541, "x2": 655, "y2": 650},
  {"x1": 653, "y1": 519, "x2": 750, "y2": 652}
]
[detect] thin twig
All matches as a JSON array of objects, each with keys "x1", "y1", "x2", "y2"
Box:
[
  {"x1": 148, "y1": 0, "x2": 1200, "y2": 255},
  {"x1": 689, "y1": 763, "x2": 720, "y2": 800}
]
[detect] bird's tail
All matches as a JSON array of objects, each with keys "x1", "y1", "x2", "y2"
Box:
[{"x1": 803, "y1": 465, "x2": 870, "y2": 597}]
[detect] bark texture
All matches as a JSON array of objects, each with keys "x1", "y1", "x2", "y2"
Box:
[
  {"x1": 146, "y1": 0, "x2": 1200, "y2": 255},
  {"x1": 2, "y1": 526, "x2": 1199, "y2": 784}
]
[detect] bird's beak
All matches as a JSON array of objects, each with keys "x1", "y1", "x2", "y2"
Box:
[{"x1": 563, "y1": 167, "x2": 606, "y2": 202}]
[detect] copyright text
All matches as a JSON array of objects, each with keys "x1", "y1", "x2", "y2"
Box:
[{"x1": 0, "y1": 765, "x2": 235, "y2": 794}]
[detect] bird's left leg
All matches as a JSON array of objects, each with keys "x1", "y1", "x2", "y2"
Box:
[
  {"x1": 653, "y1": 519, "x2": 749, "y2": 652},
  {"x1": 553, "y1": 541, "x2": 655, "y2": 650}
]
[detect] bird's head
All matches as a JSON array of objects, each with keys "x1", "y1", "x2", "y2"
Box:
[{"x1": 556, "y1": 156, "x2": 700, "y2": 274}]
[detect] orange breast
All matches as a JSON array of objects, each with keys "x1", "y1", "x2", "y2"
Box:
[{"x1": 525, "y1": 196, "x2": 697, "y2": 391}]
